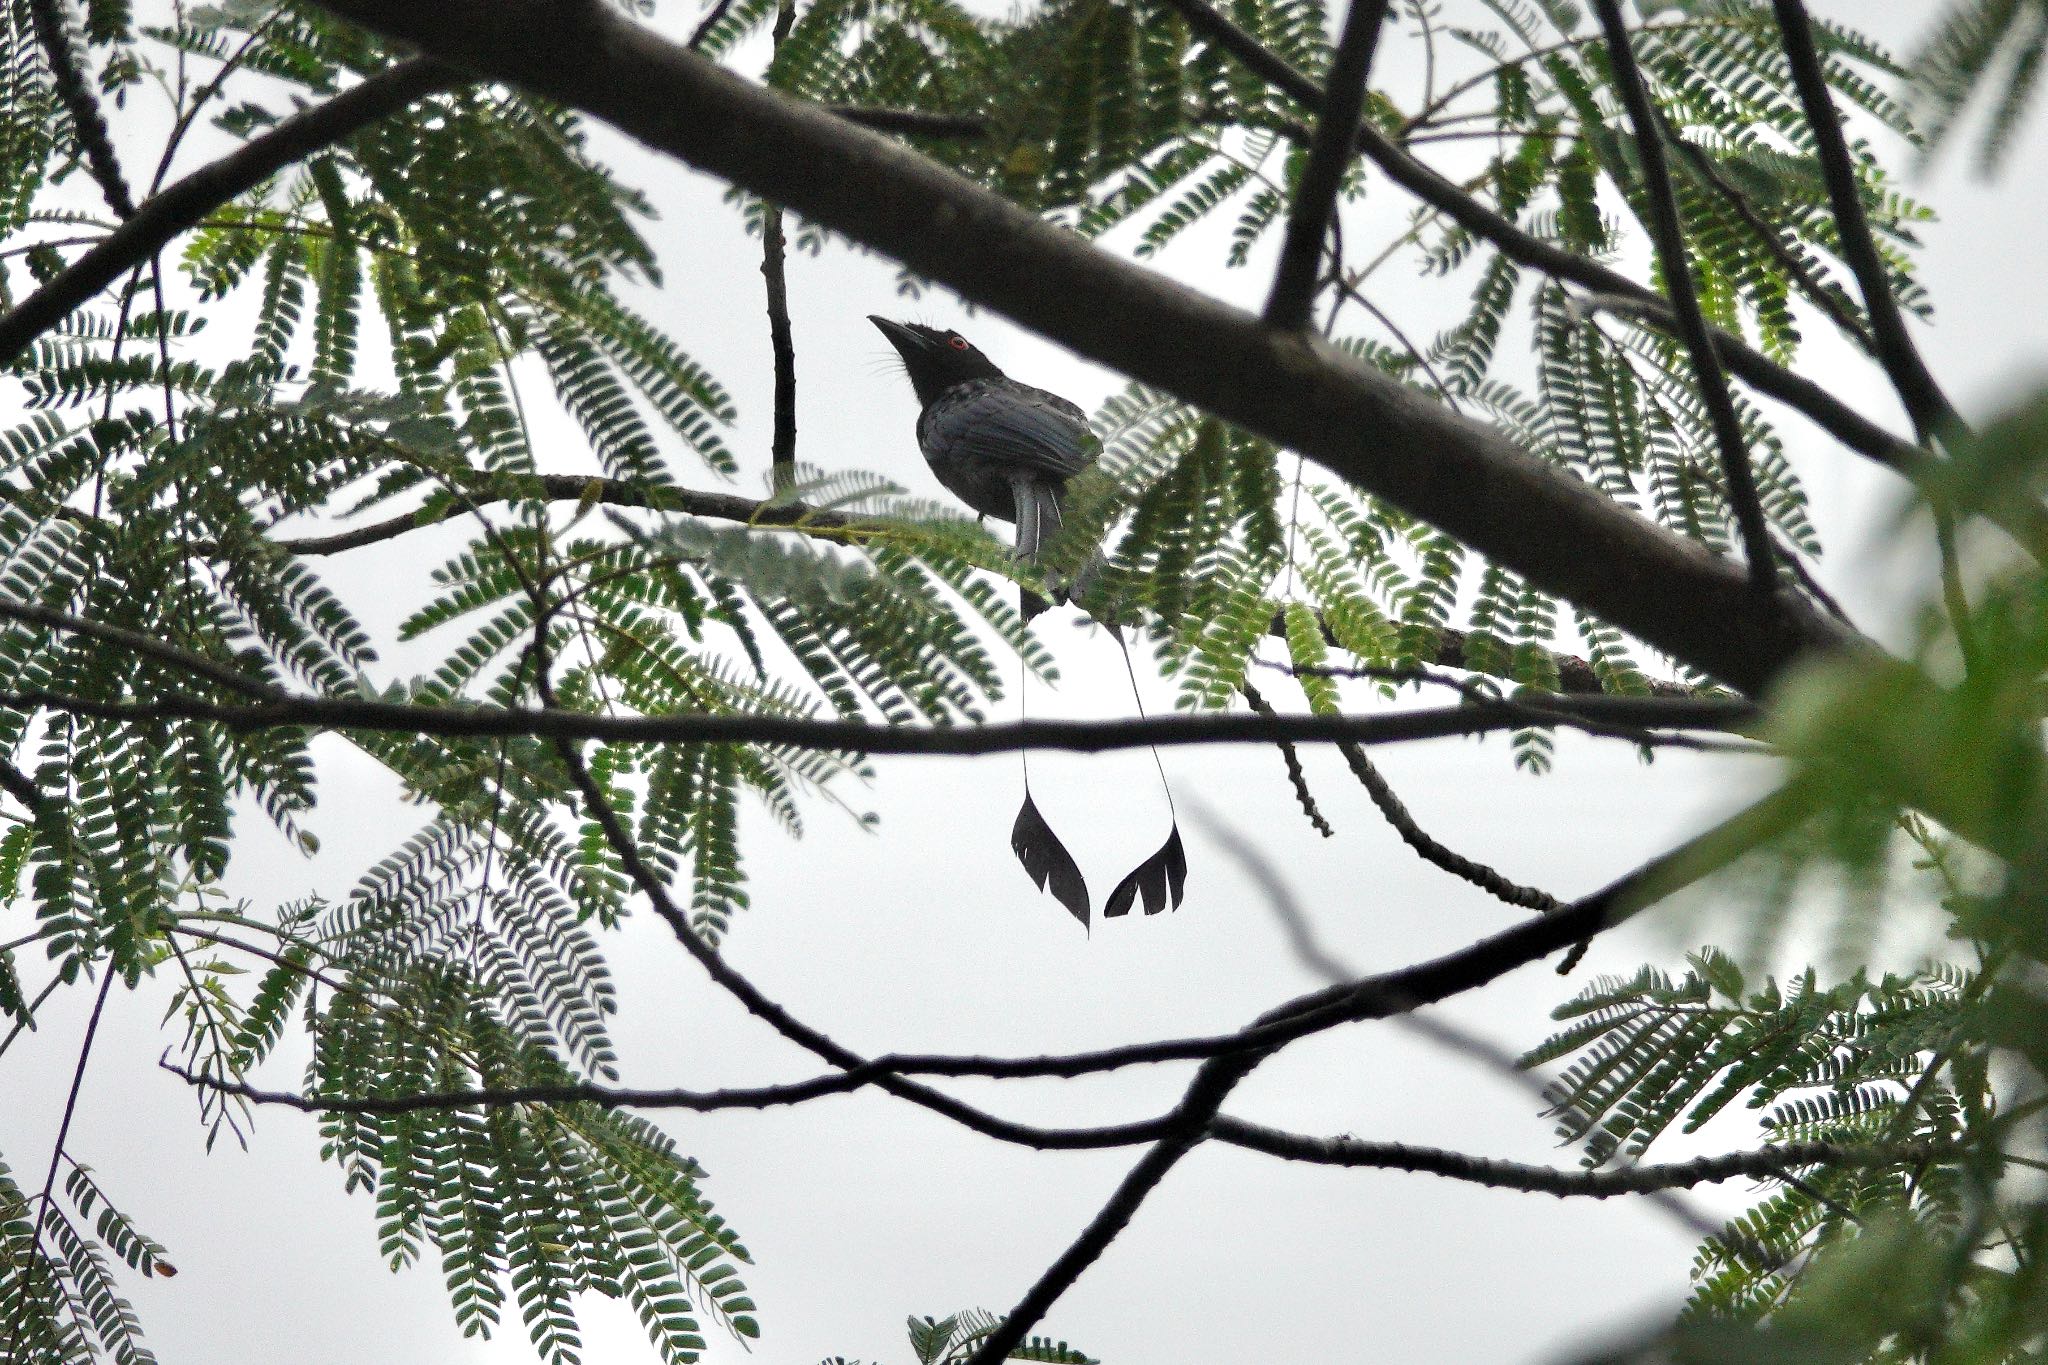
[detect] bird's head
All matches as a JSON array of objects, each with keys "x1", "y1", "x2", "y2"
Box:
[{"x1": 868, "y1": 316, "x2": 1005, "y2": 406}]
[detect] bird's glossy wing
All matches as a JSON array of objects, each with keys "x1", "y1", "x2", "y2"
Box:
[{"x1": 922, "y1": 380, "x2": 1097, "y2": 480}]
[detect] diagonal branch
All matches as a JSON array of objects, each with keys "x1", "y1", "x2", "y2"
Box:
[
  {"x1": 297, "y1": 0, "x2": 1860, "y2": 696},
  {"x1": 1335, "y1": 739, "x2": 1565, "y2": 913},
  {"x1": 1264, "y1": 0, "x2": 1393, "y2": 329},
  {"x1": 1590, "y1": 0, "x2": 1777, "y2": 593},
  {"x1": 1768, "y1": 0, "x2": 1959, "y2": 442},
  {"x1": 0, "y1": 59, "x2": 455, "y2": 367},
  {"x1": 28, "y1": 0, "x2": 135, "y2": 219},
  {"x1": 965, "y1": 1049, "x2": 1262, "y2": 1365}
]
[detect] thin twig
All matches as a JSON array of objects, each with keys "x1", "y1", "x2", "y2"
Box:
[
  {"x1": 1208, "y1": 1120, "x2": 1952, "y2": 1196},
  {"x1": 1239, "y1": 681, "x2": 1334, "y2": 837},
  {"x1": 1264, "y1": 0, "x2": 1392, "y2": 329},
  {"x1": 1336, "y1": 740, "x2": 1566, "y2": 913},
  {"x1": 1590, "y1": 0, "x2": 1777, "y2": 593},
  {"x1": 4, "y1": 967, "x2": 115, "y2": 1363}
]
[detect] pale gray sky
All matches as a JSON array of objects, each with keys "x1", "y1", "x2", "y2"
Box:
[{"x1": 3, "y1": 4, "x2": 2042, "y2": 1364}]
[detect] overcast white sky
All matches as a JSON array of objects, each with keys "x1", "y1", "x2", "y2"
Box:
[{"x1": 5, "y1": 4, "x2": 2046, "y2": 1364}]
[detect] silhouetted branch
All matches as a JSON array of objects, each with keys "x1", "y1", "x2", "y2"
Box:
[
  {"x1": 1208, "y1": 1119, "x2": 1952, "y2": 1195},
  {"x1": 1336, "y1": 740, "x2": 1565, "y2": 913},
  {"x1": 1240, "y1": 681, "x2": 1335, "y2": 837},
  {"x1": 1264, "y1": 0, "x2": 1392, "y2": 329},
  {"x1": 1768, "y1": 0, "x2": 1959, "y2": 442},
  {"x1": 0, "y1": 681, "x2": 1759, "y2": 755},
  {"x1": 1591, "y1": 0, "x2": 1776, "y2": 593}
]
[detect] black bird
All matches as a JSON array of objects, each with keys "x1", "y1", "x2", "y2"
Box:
[
  {"x1": 868, "y1": 316, "x2": 1095, "y2": 619},
  {"x1": 871, "y1": 316, "x2": 1186, "y2": 929}
]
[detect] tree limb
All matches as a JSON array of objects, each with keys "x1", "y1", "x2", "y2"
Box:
[
  {"x1": 1207, "y1": 1119, "x2": 1953, "y2": 1196},
  {"x1": 0, "y1": 682, "x2": 1760, "y2": 754},
  {"x1": 28, "y1": 0, "x2": 134, "y2": 219}
]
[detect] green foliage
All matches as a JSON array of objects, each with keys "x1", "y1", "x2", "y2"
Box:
[{"x1": 0, "y1": 0, "x2": 2025, "y2": 1361}]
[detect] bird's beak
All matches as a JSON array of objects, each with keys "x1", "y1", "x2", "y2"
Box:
[{"x1": 867, "y1": 315, "x2": 928, "y2": 356}]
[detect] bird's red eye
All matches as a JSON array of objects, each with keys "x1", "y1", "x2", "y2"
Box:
[{"x1": 948, "y1": 335, "x2": 969, "y2": 350}]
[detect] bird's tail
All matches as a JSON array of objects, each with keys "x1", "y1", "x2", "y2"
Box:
[{"x1": 1013, "y1": 481, "x2": 1107, "y2": 622}]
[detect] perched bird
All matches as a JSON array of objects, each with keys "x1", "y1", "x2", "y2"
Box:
[
  {"x1": 870, "y1": 316, "x2": 1186, "y2": 929},
  {"x1": 868, "y1": 316, "x2": 1095, "y2": 618}
]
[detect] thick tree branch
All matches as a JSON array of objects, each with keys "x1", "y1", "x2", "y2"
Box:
[
  {"x1": 28, "y1": 0, "x2": 134, "y2": 219},
  {"x1": 296, "y1": 0, "x2": 1858, "y2": 695},
  {"x1": 0, "y1": 59, "x2": 455, "y2": 366},
  {"x1": 1768, "y1": 0, "x2": 1959, "y2": 442},
  {"x1": 0, "y1": 681, "x2": 1759, "y2": 755},
  {"x1": 1264, "y1": 0, "x2": 1392, "y2": 329},
  {"x1": 1208, "y1": 1119, "x2": 1951, "y2": 1196},
  {"x1": 1591, "y1": 0, "x2": 1776, "y2": 592}
]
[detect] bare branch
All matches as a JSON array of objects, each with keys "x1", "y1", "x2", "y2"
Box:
[
  {"x1": 157, "y1": 1057, "x2": 1172, "y2": 1150},
  {"x1": 967, "y1": 1050, "x2": 1264, "y2": 1364},
  {"x1": 0, "y1": 59, "x2": 455, "y2": 366},
  {"x1": 1590, "y1": 0, "x2": 1777, "y2": 593},
  {"x1": 0, "y1": 680, "x2": 1760, "y2": 756},
  {"x1": 1239, "y1": 681, "x2": 1335, "y2": 837},
  {"x1": 1768, "y1": 0, "x2": 1959, "y2": 442},
  {"x1": 297, "y1": 0, "x2": 1858, "y2": 695},
  {"x1": 1264, "y1": 0, "x2": 1393, "y2": 329},
  {"x1": 1208, "y1": 1119, "x2": 1953, "y2": 1196},
  {"x1": 1335, "y1": 740, "x2": 1565, "y2": 913}
]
